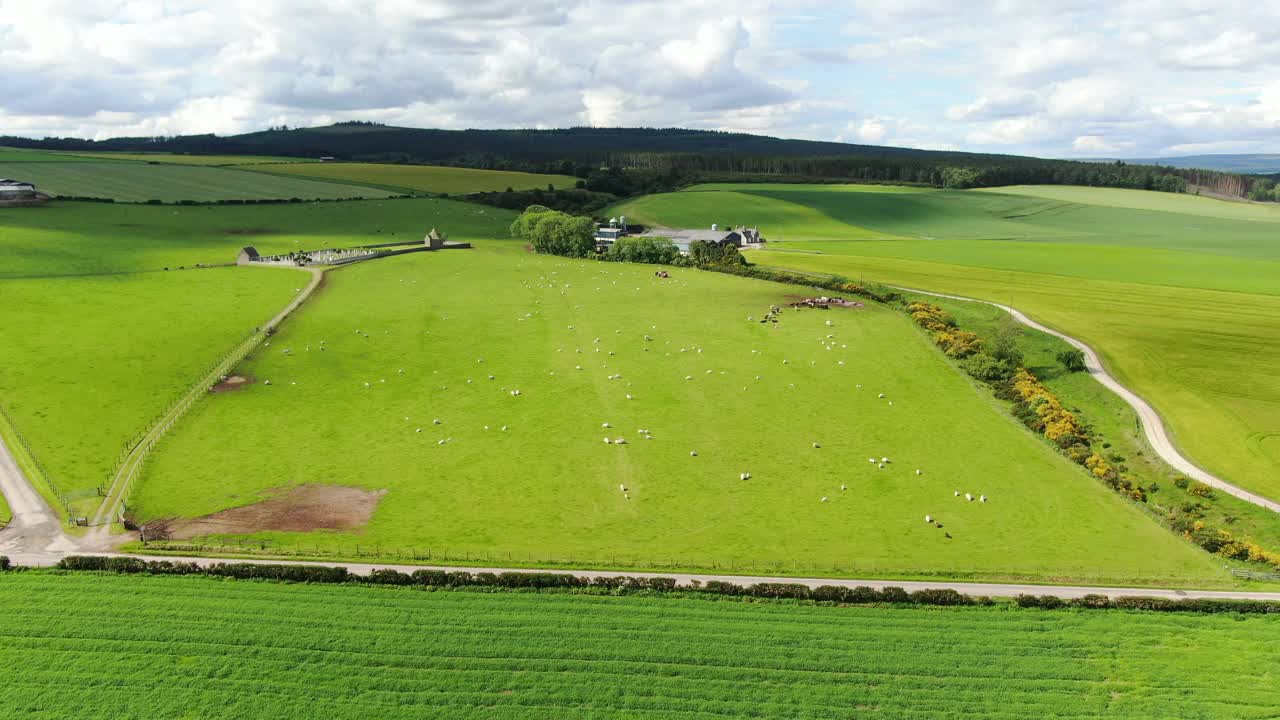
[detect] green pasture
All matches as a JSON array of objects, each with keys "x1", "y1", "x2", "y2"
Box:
[
  {"x1": 981, "y1": 184, "x2": 1280, "y2": 223},
  {"x1": 916, "y1": 293, "x2": 1280, "y2": 553},
  {"x1": 611, "y1": 184, "x2": 1280, "y2": 500},
  {"x1": 0, "y1": 198, "x2": 513, "y2": 518},
  {"x1": 0, "y1": 198, "x2": 514, "y2": 278},
  {"x1": 133, "y1": 245, "x2": 1221, "y2": 584},
  {"x1": 0, "y1": 268, "x2": 302, "y2": 512},
  {"x1": 247, "y1": 161, "x2": 578, "y2": 194},
  {"x1": 3, "y1": 572, "x2": 1279, "y2": 719},
  {"x1": 54, "y1": 152, "x2": 316, "y2": 166},
  {"x1": 0, "y1": 147, "x2": 104, "y2": 163},
  {"x1": 0, "y1": 162, "x2": 396, "y2": 202}
]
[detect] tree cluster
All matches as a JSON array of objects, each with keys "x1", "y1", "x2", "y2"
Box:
[{"x1": 510, "y1": 206, "x2": 597, "y2": 258}]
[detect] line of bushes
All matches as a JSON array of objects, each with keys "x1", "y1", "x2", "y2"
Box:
[
  {"x1": 49, "y1": 556, "x2": 973, "y2": 605},
  {"x1": 35, "y1": 556, "x2": 1279, "y2": 613},
  {"x1": 1015, "y1": 593, "x2": 1278, "y2": 614}
]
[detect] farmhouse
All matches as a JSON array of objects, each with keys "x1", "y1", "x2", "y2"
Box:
[
  {"x1": 0, "y1": 178, "x2": 46, "y2": 206},
  {"x1": 237, "y1": 247, "x2": 261, "y2": 265}
]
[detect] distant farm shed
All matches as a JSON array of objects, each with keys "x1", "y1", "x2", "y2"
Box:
[
  {"x1": 0, "y1": 178, "x2": 46, "y2": 206},
  {"x1": 237, "y1": 247, "x2": 261, "y2": 265}
]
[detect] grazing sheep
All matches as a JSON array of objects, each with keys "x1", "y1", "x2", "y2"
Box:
[
  {"x1": 416, "y1": 428, "x2": 422, "y2": 433},
  {"x1": 501, "y1": 425, "x2": 508, "y2": 431},
  {"x1": 624, "y1": 494, "x2": 630, "y2": 500},
  {"x1": 980, "y1": 495, "x2": 987, "y2": 503},
  {"x1": 603, "y1": 437, "x2": 611, "y2": 444},
  {"x1": 433, "y1": 419, "x2": 442, "y2": 425},
  {"x1": 965, "y1": 493, "x2": 974, "y2": 501},
  {"x1": 821, "y1": 497, "x2": 829, "y2": 502},
  {"x1": 840, "y1": 484, "x2": 847, "y2": 491},
  {"x1": 878, "y1": 393, "x2": 885, "y2": 398},
  {"x1": 915, "y1": 469, "x2": 923, "y2": 476},
  {"x1": 868, "y1": 458, "x2": 876, "y2": 464},
  {"x1": 813, "y1": 442, "x2": 821, "y2": 449},
  {"x1": 954, "y1": 490, "x2": 960, "y2": 496},
  {"x1": 615, "y1": 438, "x2": 627, "y2": 445},
  {"x1": 924, "y1": 515, "x2": 932, "y2": 523},
  {"x1": 619, "y1": 484, "x2": 627, "y2": 492},
  {"x1": 690, "y1": 451, "x2": 698, "y2": 457},
  {"x1": 626, "y1": 394, "x2": 633, "y2": 400},
  {"x1": 878, "y1": 463, "x2": 885, "y2": 469},
  {"x1": 602, "y1": 422, "x2": 611, "y2": 428},
  {"x1": 881, "y1": 457, "x2": 889, "y2": 463}
]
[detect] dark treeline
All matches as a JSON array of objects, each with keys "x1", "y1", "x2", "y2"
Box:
[{"x1": 1, "y1": 123, "x2": 1267, "y2": 199}]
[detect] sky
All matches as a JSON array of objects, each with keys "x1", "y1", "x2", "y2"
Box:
[{"x1": 2, "y1": 0, "x2": 1278, "y2": 159}]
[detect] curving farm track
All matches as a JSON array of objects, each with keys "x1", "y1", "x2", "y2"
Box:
[{"x1": 894, "y1": 285, "x2": 1280, "y2": 514}]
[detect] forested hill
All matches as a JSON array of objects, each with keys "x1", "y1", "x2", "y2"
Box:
[{"x1": 1, "y1": 123, "x2": 1263, "y2": 199}]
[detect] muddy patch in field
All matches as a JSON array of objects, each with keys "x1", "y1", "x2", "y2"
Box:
[
  {"x1": 170, "y1": 485, "x2": 386, "y2": 538},
  {"x1": 210, "y1": 374, "x2": 252, "y2": 393}
]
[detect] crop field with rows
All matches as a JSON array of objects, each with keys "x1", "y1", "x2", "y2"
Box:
[{"x1": 1, "y1": 572, "x2": 1277, "y2": 719}]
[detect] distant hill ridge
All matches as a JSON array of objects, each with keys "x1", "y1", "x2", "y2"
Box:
[{"x1": 1, "y1": 122, "x2": 1267, "y2": 199}]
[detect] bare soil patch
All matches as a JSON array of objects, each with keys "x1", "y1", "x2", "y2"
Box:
[
  {"x1": 169, "y1": 484, "x2": 386, "y2": 538},
  {"x1": 210, "y1": 374, "x2": 252, "y2": 393}
]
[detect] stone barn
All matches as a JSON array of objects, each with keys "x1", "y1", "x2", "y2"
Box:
[{"x1": 237, "y1": 247, "x2": 261, "y2": 265}]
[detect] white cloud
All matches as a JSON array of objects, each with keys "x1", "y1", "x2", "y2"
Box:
[{"x1": 1, "y1": 0, "x2": 1279, "y2": 158}]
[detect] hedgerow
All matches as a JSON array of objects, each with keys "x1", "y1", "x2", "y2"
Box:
[{"x1": 46, "y1": 556, "x2": 1280, "y2": 613}]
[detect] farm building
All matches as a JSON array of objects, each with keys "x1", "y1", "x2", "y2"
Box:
[
  {"x1": 639, "y1": 225, "x2": 765, "y2": 252},
  {"x1": 0, "y1": 178, "x2": 45, "y2": 205},
  {"x1": 237, "y1": 247, "x2": 261, "y2": 265},
  {"x1": 594, "y1": 217, "x2": 629, "y2": 249}
]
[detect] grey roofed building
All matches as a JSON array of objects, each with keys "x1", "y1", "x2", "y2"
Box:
[
  {"x1": 0, "y1": 179, "x2": 37, "y2": 196},
  {"x1": 639, "y1": 225, "x2": 765, "y2": 250},
  {"x1": 236, "y1": 246, "x2": 261, "y2": 265}
]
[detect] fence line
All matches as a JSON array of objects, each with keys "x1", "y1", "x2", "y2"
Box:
[
  {"x1": 0, "y1": 402, "x2": 71, "y2": 515},
  {"x1": 96, "y1": 268, "x2": 323, "y2": 526}
]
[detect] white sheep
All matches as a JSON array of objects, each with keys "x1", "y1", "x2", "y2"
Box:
[
  {"x1": 924, "y1": 515, "x2": 932, "y2": 523},
  {"x1": 690, "y1": 451, "x2": 698, "y2": 457},
  {"x1": 881, "y1": 457, "x2": 889, "y2": 463},
  {"x1": 980, "y1": 495, "x2": 988, "y2": 503},
  {"x1": 954, "y1": 490, "x2": 960, "y2": 497},
  {"x1": 813, "y1": 442, "x2": 821, "y2": 449},
  {"x1": 433, "y1": 419, "x2": 442, "y2": 425},
  {"x1": 602, "y1": 422, "x2": 611, "y2": 428},
  {"x1": 619, "y1": 484, "x2": 627, "y2": 492},
  {"x1": 966, "y1": 493, "x2": 974, "y2": 501},
  {"x1": 915, "y1": 469, "x2": 923, "y2": 476},
  {"x1": 840, "y1": 484, "x2": 847, "y2": 491},
  {"x1": 603, "y1": 437, "x2": 611, "y2": 444},
  {"x1": 878, "y1": 392, "x2": 885, "y2": 398},
  {"x1": 615, "y1": 438, "x2": 627, "y2": 445},
  {"x1": 821, "y1": 497, "x2": 829, "y2": 502}
]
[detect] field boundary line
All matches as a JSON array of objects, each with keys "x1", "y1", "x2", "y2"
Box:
[
  {"x1": 89, "y1": 266, "x2": 325, "y2": 528},
  {"x1": 32, "y1": 553, "x2": 1280, "y2": 601},
  {"x1": 889, "y1": 284, "x2": 1280, "y2": 514}
]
